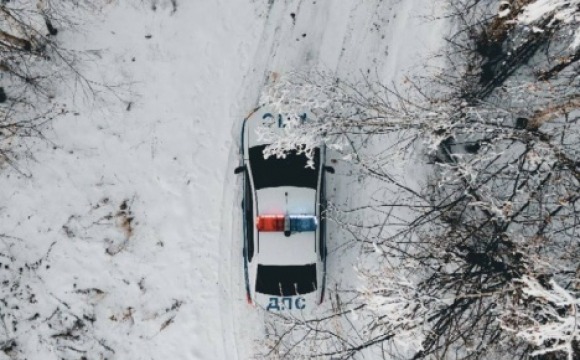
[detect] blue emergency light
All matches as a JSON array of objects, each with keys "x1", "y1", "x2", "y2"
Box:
[{"x1": 288, "y1": 215, "x2": 318, "y2": 232}]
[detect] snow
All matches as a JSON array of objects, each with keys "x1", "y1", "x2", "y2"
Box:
[
  {"x1": 1, "y1": 1, "x2": 262, "y2": 359},
  {"x1": 518, "y1": 0, "x2": 580, "y2": 48},
  {"x1": 0, "y1": 0, "x2": 449, "y2": 358}
]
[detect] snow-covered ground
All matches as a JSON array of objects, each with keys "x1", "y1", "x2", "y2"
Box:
[{"x1": 0, "y1": 0, "x2": 447, "y2": 359}]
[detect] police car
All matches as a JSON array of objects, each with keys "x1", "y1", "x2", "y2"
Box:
[{"x1": 234, "y1": 107, "x2": 333, "y2": 311}]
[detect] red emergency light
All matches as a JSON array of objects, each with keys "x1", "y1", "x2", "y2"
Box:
[{"x1": 256, "y1": 215, "x2": 285, "y2": 232}]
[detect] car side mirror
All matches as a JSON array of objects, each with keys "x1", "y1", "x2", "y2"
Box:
[
  {"x1": 324, "y1": 166, "x2": 335, "y2": 174},
  {"x1": 234, "y1": 165, "x2": 245, "y2": 174}
]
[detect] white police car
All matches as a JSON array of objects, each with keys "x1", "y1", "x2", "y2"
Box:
[{"x1": 234, "y1": 107, "x2": 333, "y2": 311}]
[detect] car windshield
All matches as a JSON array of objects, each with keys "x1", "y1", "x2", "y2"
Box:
[
  {"x1": 256, "y1": 264, "x2": 317, "y2": 296},
  {"x1": 249, "y1": 145, "x2": 320, "y2": 190}
]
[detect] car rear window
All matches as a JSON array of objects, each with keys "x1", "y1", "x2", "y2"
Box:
[
  {"x1": 256, "y1": 264, "x2": 317, "y2": 296},
  {"x1": 249, "y1": 145, "x2": 320, "y2": 190}
]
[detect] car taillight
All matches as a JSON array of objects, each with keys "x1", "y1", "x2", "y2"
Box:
[{"x1": 256, "y1": 215, "x2": 317, "y2": 232}]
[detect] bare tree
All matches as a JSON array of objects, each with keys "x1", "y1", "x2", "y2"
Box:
[
  {"x1": 256, "y1": 0, "x2": 579, "y2": 358},
  {"x1": 0, "y1": 0, "x2": 100, "y2": 171}
]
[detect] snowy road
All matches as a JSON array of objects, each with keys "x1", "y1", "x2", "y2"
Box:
[{"x1": 0, "y1": 0, "x2": 446, "y2": 359}]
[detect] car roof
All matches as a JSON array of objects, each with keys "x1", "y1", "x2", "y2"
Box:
[
  {"x1": 255, "y1": 186, "x2": 317, "y2": 265},
  {"x1": 256, "y1": 186, "x2": 316, "y2": 214},
  {"x1": 258, "y1": 231, "x2": 317, "y2": 265}
]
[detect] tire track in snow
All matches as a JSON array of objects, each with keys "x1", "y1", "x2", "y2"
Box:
[{"x1": 217, "y1": 142, "x2": 245, "y2": 360}]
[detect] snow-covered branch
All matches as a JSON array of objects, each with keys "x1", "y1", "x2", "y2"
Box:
[{"x1": 501, "y1": 276, "x2": 580, "y2": 360}]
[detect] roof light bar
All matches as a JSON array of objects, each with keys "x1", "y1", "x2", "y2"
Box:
[{"x1": 256, "y1": 215, "x2": 317, "y2": 233}]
